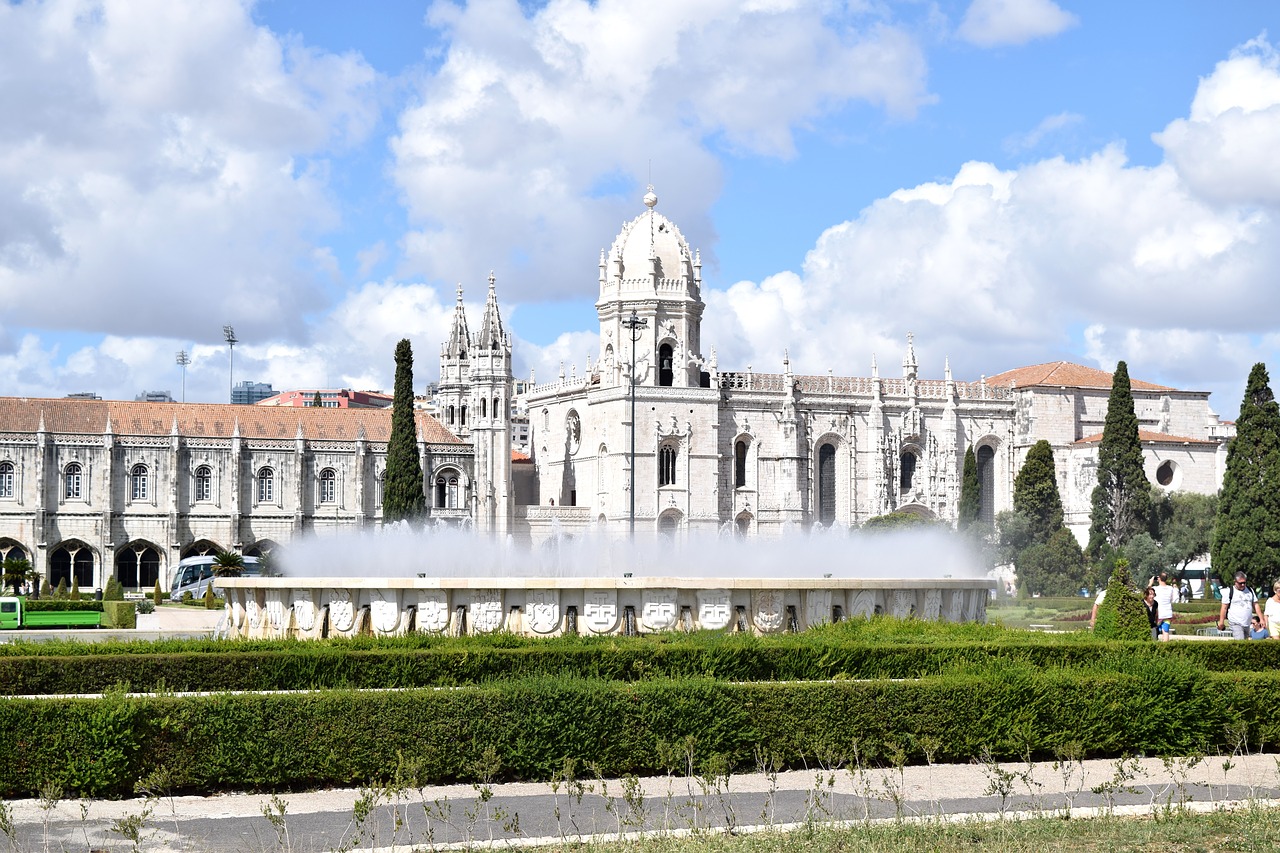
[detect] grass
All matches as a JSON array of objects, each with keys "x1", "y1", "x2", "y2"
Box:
[{"x1": 521, "y1": 806, "x2": 1280, "y2": 852}]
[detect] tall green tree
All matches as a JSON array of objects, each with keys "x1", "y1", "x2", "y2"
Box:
[
  {"x1": 312, "y1": 391, "x2": 323, "y2": 408},
  {"x1": 1212, "y1": 363, "x2": 1280, "y2": 587},
  {"x1": 384, "y1": 338, "x2": 426, "y2": 525},
  {"x1": 1088, "y1": 361, "x2": 1151, "y2": 555},
  {"x1": 1151, "y1": 489, "x2": 1217, "y2": 576},
  {"x1": 958, "y1": 445, "x2": 981, "y2": 530},
  {"x1": 1013, "y1": 440, "x2": 1064, "y2": 547}
]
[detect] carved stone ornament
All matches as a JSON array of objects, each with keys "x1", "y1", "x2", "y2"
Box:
[
  {"x1": 921, "y1": 588, "x2": 942, "y2": 621},
  {"x1": 696, "y1": 589, "x2": 732, "y2": 630},
  {"x1": 265, "y1": 590, "x2": 288, "y2": 632},
  {"x1": 753, "y1": 590, "x2": 785, "y2": 633},
  {"x1": 245, "y1": 597, "x2": 265, "y2": 630},
  {"x1": 527, "y1": 589, "x2": 561, "y2": 634},
  {"x1": 327, "y1": 588, "x2": 355, "y2": 633},
  {"x1": 292, "y1": 591, "x2": 318, "y2": 632},
  {"x1": 849, "y1": 590, "x2": 877, "y2": 620},
  {"x1": 370, "y1": 588, "x2": 400, "y2": 634},
  {"x1": 805, "y1": 590, "x2": 833, "y2": 628},
  {"x1": 946, "y1": 589, "x2": 965, "y2": 623},
  {"x1": 416, "y1": 590, "x2": 449, "y2": 633},
  {"x1": 640, "y1": 588, "x2": 679, "y2": 632},
  {"x1": 470, "y1": 589, "x2": 503, "y2": 634},
  {"x1": 566, "y1": 412, "x2": 581, "y2": 455},
  {"x1": 891, "y1": 590, "x2": 915, "y2": 619},
  {"x1": 583, "y1": 590, "x2": 618, "y2": 634}
]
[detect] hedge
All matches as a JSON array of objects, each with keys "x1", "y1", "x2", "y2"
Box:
[
  {"x1": 0, "y1": 638, "x2": 1278, "y2": 696},
  {"x1": 3, "y1": 663, "x2": 1278, "y2": 798},
  {"x1": 23, "y1": 600, "x2": 103, "y2": 613},
  {"x1": 100, "y1": 601, "x2": 136, "y2": 630}
]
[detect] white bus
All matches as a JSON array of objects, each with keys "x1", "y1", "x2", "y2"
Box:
[{"x1": 169, "y1": 555, "x2": 261, "y2": 602}]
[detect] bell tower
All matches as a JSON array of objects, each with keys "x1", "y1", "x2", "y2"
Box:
[{"x1": 469, "y1": 272, "x2": 513, "y2": 535}]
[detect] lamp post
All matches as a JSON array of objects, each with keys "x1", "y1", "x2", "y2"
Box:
[
  {"x1": 175, "y1": 350, "x2": 190, "y2": 403},
  {"x1": 222, "y1": 325, "x2": 237, "y2": 403},
  {"x1": 621, "y1": 310, "x2": 648, "y2": 538}
]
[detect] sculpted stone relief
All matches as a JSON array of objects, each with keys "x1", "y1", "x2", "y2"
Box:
[
  {"x1": 292, "y1": 591, "x2": 317, "y2": 633},
  {"x1": 641, "y1": 588, "x2": 678, "y2": 632},
  {"x1": 583, "y1": 590, "x2": 619, "y2": 634},
  {"x1": 415, "y1": 590, "x2": 449, "y2": 633},
  {"x1": 921, "y1": 588, "x2": 942, "y2": 621},
  {"x1": 753, "y1": 590, "x2": 785, "y2": 633},
  {"x1": 696, "y1": 589, "x2": 732, "y2": 630},
  {"x1": 265, "y1": 590, "x2": 288, "y2": 633},
  {"x1": 470, "y1": 589, "x2": 504, "y2": 634},
  {"x1": 327, "y1": 589, "x2": 355, "y2": 634},
  {"x1": 805, "y1": 590, "x2": 833, "y2": 628},
  {"x1": 946, "y1": 589, "x2": 965, "y2": 623},
  {"x1": 245, "y1": 597, "x2": 265, "y2": 631},
  {"x1": 891, "y1": 590, "x2": 915, "y2": 619},
  {"x1": 527, "y1": 589, "x2": 561, "y2": 634},
  {"x1": 369, "y1": 589, "x2": 400, "y2": 635},
  {"x1": 849, "y1": 590, "x2": 877, "y2": 620}
]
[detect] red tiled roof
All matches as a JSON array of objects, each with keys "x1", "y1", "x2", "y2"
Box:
[
  {"x1": 511, "y1": 450, "x2": 531, "y2": 462},
  {"x1": 0, "y1": 397, "x2": 461, "y2": 443},
  {"x1": 986, "y1": 362, "x2": 1173, "y2": 392},
  {"x1": 1075, "y1": 429, "x2": 1216, "y2": 446}
]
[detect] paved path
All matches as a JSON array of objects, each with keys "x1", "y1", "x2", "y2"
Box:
[{"x1": 5, "y1": 754, "x2": 1279, "y2": 852}]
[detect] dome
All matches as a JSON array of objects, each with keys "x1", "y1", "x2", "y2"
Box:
[{"x1": 600, "y1": 190, "x2": 700, "y2": 301}]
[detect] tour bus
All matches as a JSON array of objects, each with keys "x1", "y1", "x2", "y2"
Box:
[{"x1": 169, "y1": 555, "x2": 261, "y2": 602}]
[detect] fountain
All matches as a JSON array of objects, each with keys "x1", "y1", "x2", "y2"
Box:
[{"x1": 217, "y1": 526, "x2": 995, "y2": 640}]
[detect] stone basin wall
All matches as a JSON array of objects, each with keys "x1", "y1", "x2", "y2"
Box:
[{"x1": 216, "y1": 577, "x2": 995, "y2": 640}]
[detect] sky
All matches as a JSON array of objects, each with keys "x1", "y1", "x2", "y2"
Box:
[{"x1": 2, "y1": 0, "x2": 1280, "y2": 420}]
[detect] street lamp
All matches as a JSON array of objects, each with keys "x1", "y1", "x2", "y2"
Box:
[
  {"x1": 175, "y1": 350, "x2": 190, "y2": 403},
  {"x1": 621, "y1": 310, "x2": 648, "y2": 538},
  {"x1": 222, "y1": 325, "x2": 237, "y2": 403}
]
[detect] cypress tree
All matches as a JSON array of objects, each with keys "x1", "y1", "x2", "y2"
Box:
[
  {"x1": 958, "y1": 446, "x2": 981, "y2": 530},
  {"x1": 1088, "y1": 361, "x2": 1151, "y2": 555},
  {"x1": 1013, "y1": 440, "x2": 1064, "y2": 547},
  {"x1": 312, "y1": 391, "x2": 323, "y2": 408},
  {"x1": 384, "y1": 338, "x2": 426, "y2": 525},
  {"x1": 1211, "y1": 363, "x2": 1280, "y2": 587}
]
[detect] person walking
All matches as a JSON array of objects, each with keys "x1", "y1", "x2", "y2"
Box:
[
  {"x1": 1153, "y1": 571, "x2": 1177, "y2": 641},
  {"x1": 1144, "y1": 586, "x2": 1159, "y2": 641},
  {"x1": 1264, "y1": 581, "x2": 1280, "y2": 639},
  {"x1": 1219, "y1": 571, "x2": 1265, "y2": 640}
]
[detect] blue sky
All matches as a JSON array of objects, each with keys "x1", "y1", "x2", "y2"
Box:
[{"x1": 2, "y1": 0, "x2": 1279, "y2": 417}]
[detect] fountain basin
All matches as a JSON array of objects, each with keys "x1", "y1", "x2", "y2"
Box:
[{"x1": 216, "y1": 576, "x2": 994, "y2": 639}]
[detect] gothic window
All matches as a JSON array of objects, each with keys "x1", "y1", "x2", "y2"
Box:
[
  {"x1": 64, "y1": 463, "x2": 83, "y2": 500},
  {"x1": 543, "y1": 408, "x2": 550, "y2": 431},
  {"x1": 50, "y1": 541, "x2": 93, "y2": 589},
  {"x1": 319, "y1": 468, "x2": 336, "y2": 503},
  {"x1": 194, "y1": 466, "x2": 212, "y2": 502},
  {"x1": 435, "y1": 471, "x2": 460, "y2": 509},
  {"x1": 734, "y1": 440, "x2": 748, "y2": 488},
  {"x1": 659, "y1": 343, "x2": 674, "y2": 387},
  {"x1": 481, "y1": 398, "x2": 487, "y2": 419},
  {"x1": 977, "y1": 445, "x2": 995, "y2": 524},
  {"x1": 598, "y1": 446, "x2": 608, "y2": 490},
  {"x1": 658, "y1": 443, "x2": 677, "y2": 486},
  {"x1": 435, "y1": 475, "x2": 446, "y2": 508},
  {"x1": 0, "y1": 462, "x2": 12, "y2": 499},
  {"x1": 493, "y1": 397, "x2": 500, "y2": 421},
  {"x1": 460, "y1": 405, "x2": 467, "y2": 426},
  {"x1": 899, "y1": 451, "x2": 917, "y2": 492},
  {"x1": 115, "y1": 545, "x2": 160, "y2": 589},
  {"x1": 257, "y1": 467, "x2": 275, "y2": 503},
  {"x1": 817, "y1": 444, "x2": 836, "y2": 526},
  {"x1": 735, "y1": 512, "x2": 751, "y2": 537},
  {"x1": 658, "y1": 512, "x2": 679, "y2": 540},
  {"x1": 448, "y1": 476, "x2": 459, "y2": 508},
  {"x1": 448, "y1": 405, "x2": 455, "y2": 425},
  {"x1": 130, "y1": 464, "x2": 149, "y2": 501}
]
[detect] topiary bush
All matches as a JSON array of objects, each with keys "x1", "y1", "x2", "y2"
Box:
[
  {"x1": 1093, "y1": 558, "x2": 1150, "y2": 641},
  {"x1": 103, "y1": 577, "x2": 124, "y2": 602},
  {"x1": 70, "y1": 576, "x2": 81, "y2": 601},
  {"x1": 203, "y1": 584, "x2": 216, "y2": 610},
  {"x1": 55, "y1": 578, "x2": 68, "y2": 599},
  {"x1": 152, "y1": 580, "x2": 163, "y2": 607}
]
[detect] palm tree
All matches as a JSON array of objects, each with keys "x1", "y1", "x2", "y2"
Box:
[
  {"x1": 2, "y1": 557, "x2": 32, "y2": 595},
  {"x1": 211, "y1": 549, "x2": 245, "y2": 578}
]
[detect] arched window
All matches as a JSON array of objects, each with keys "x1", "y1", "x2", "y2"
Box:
[
  {"x1": 658, "y1": 512, "x2": 679, "y2": 540},
  {"x1": 0, "y1": 462, "x2": 12, "y2": 499},
  {"x1": 493, "y1": 397, "x2": 500, "y2": 421},
  {"x1": 659, "y1": 343, "x2": 674, "y2": 387},
  {"x1": 481, "y1": 397, "x2": 488, "y2": 419},
  {"x1": 64, "y1": 463, "x2": 83, "y2": 499},
  {"x1": 115, "y1": 545, "x2": 160, "y2": 589},
  {"x1": 435, "y1": 475, "x2": 446, "y2": 508},
  {"x1": 319, "y1": 468, "x2": 337, "y2": 503},
  {"x1": 448, "y1": 405, "x2": 455, "y2": 425},
  {"x1": 658, "y1": 444, "x2": 677, "y2": 487},
  {"x1": 257, "y1": 467, "x2": 275, "y2": 503},
  {"x1": 976, "y1": 445, "x2": 995, "y2": 524},
  {"x1": 435, "y1": 472, "x2": 460, "y2": 508},
  {"x1": 734, "y1": 440, "x2": 748, "y2": 488},
  {"x1": 50, "y1": 541, "x2": 93, "y2": 589},
  {"x1": 460, "y1": 405, "x2": 467, "y2": 426},
  {"x1": 130, "y1": 464, "x2": 149, "y2": 501},
  {"x1": 448, "y1": 476, "x2": 459, "y2": 509},
  {"x1": 194, "y1": 466, "x2": 212, "y2": 502},
  {"x1": 899, "y1": 451, "x2": 917, "y2": 492},
  {"x1": 817, "y1": 444, "x2": 836, "y2": 526},
  {"x1": 735, "y1": 512, "x2": 751, "y2": 537},
  {"x1": 599, "y1": 446, "x2": 608, "y2": 491}
]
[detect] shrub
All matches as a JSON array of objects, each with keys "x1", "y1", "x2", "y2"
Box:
[
  {"x1": 181, "y1": 591, "x2": 193, "y2": 604},
  {"x1": 102, "y1": 577, "x2": 124, "y2": 602},
  {"x1": 54, "y1": 578, "x2": 69, "y2": 599},
  {"x1": 1093, "y1": 559, "x2": 1150, "y2": 641},
  {"x1": 101, "y1": 601, "x2": 136, "y2": 629},
  {"x1": 23, "y1": 600, "x2": 104, "y2": 613},
  {"x1": 40, "y1": 577, "x2": 52, "y2": 598},
  {"x1": 70, "y1": 576, "x2": 81, "y2": 601},
  {"x1": 136, "y1": 599, "x2": 156, "y2": 615},
  {"x1": 203, "y1": 585, "x2": 216, "y2": 610},
  {"x1": 152, "y1": 580, "x2": 163, "y2": 607}
]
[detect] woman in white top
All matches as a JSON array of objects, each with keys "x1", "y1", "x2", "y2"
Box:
[{"x1": 1265, "y1": 582, "x2": 1280, "y2": 639}]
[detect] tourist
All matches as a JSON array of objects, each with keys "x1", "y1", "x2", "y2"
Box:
[
  {"x1": 1144, "y1": 587, "x2": 1159, "y2": 641},
  {"x1": 1265, "y1": 581, "x2": 1280, "y2": 639},
  {"x1": 1089, "y1": 587, "x2": 1106, "y2": 631},
  {"x1": 1218, "y1": 571, "x2": 1265, "y2": 640},
  {"x1": 1251, "y1": 615, "x2": 1270, "y2": 640},
  {"x1": 1152, "y1": 571, "x2": 1177, "y2": 641}
]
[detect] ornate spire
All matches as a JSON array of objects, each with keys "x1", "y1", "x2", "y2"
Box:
[
  {"x1": 446, "y1": 283, "x2": 470, "y2": 358},
  {"x1": 477, "y1": 271, "x2": 506, "y2": 350},
  {"x1": 945, "y1": 357, "x2": 953, "y2": 383},
  {"x1": 902, "y1": 332, "x2": 918, "y2": 381},
  {"x1": 871, "y1": 353, "x2": 879, "y2": 380}
]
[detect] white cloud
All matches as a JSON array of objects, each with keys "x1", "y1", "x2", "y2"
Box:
[
  {"x1": 391, "y1": 0, "x2": 933, "y2": 302},
  {"x1": 957, "y1": 0, "x2": 1078, "y2": 48},
  {"x1": 1002, "y1": 111, "x2": 1084, "y2": 154}
]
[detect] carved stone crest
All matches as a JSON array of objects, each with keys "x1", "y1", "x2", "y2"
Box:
[
  {"x1": 583, "y1": 590, "x2": 618, "y2": 634},
  {"x1": 370, "y1": 589, "x2": 400, "y2": 634},
  {"x1": 891, "y1": 590, "x2": 915, "y2": 619},
  {"x1": 921, "y1": 589, "x2": 942, "y2": 621},
  {"x1": 696, "y1": 589, "x2": 732, "y2": 630},
  {"x1": 292, "y1": 591, "x2": 317, "y2": 632},
  {"x1": 527, "y1": 589, "x2": 561, "y2": 634},
  {"x1": 416, "y1": 590, "x2": 449, "y2": 633},
  {"x1": 245, "y1": 596, "x2": 265, "y2": 630},
  {"x1": 805, "y1": 590, "x2": 833, "y2": 628},
  {"x1": 849, "y1": 590, "x2": 878, "y2": 620},
  {"x1": 265, "y1": 590, "x2": 288, "y2": 633},
  {"x1": 470, "y1": 589, "x2": 503, "y2": 634},
  {"x1": 640, "y1": 588, "x2": 678, "y2": 632},
  {"x1": 327, "y1": 589, "x2": 355, "y2": 633},
  {"x1": 753, "y1": 590, "x2": 785, "y2": 633},
  {"x1": 946, "y1": 589, "x2": 964, "y2": 623}
]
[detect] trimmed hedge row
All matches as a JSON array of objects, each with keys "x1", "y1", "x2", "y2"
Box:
[
  {"x1": 1, "y1": 638, "x2": 1278, "y2": 695},
  {"x1": 23, "y1": 600, "x2": 103, "y2": 613},
  {"x1": 3, "y1": 663, "x2": 1278, "y2": 798}
]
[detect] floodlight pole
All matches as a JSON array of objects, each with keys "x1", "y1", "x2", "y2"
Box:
[
  {"x1": 175, "y1": 350, "x2": 190, "y2": 403},
  {"x1": 222, "y1": 325, "x2": 237, "y2": 403},
  {"x1": 622, "y1": 310, "x2": 648, "y2": 539}
]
